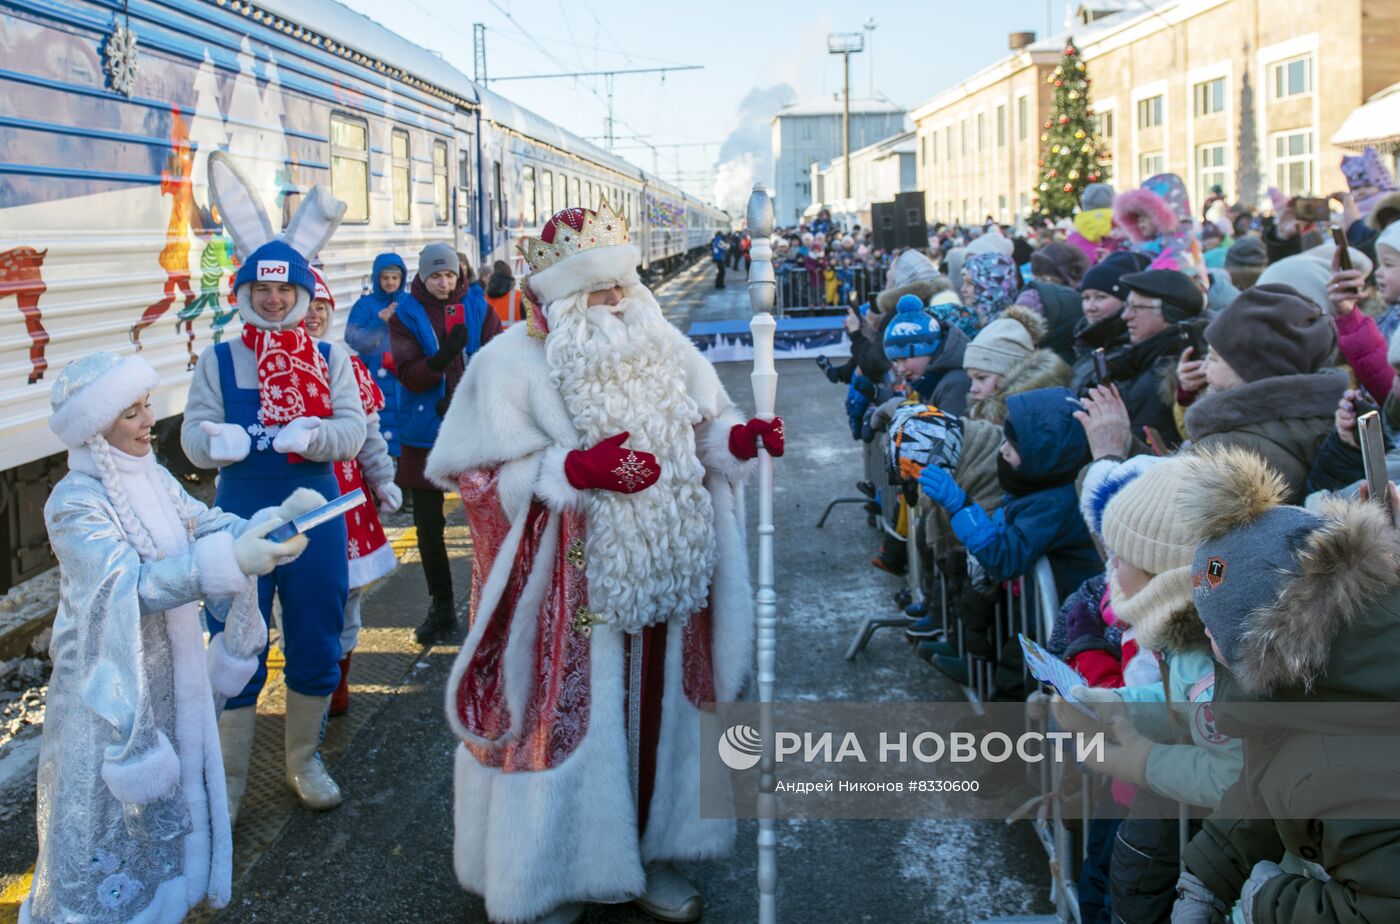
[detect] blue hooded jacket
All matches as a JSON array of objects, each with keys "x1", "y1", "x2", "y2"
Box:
[
  {"x1": 347, "y1": 252, "x2": 407, "y2": 455},
  {"x1": 953, "y1": 387, "x2": 1100, "y2": 602}
]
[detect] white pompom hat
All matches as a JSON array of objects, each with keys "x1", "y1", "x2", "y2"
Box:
[{"x1": 49, "y1": 352, "x2": 159, "y2": 449}]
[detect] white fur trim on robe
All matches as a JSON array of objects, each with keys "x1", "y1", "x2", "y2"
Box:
[
  {"x1": 205, "y1": 633, "x2": 259, "y2": 699},
  {"x1": 194, "y1": 532, "x2": 247, "y2": 599},
  {"x1": 101, "y1": 730, "x2": 181, "y2": 804},
  {"x1": 694, "y1": 409, "x2": 753, "y2": 485}
]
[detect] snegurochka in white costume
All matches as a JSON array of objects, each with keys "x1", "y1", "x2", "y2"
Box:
[
  {"x1": 23, "y1": 352, "x2": 317, "y2": 924},
  {"x1": 426, "y1": 199, "x2": 783, "y2": 924}
]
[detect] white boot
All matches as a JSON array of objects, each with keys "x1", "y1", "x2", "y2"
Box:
[
  {"x1": 217, "y1": 706, "x2": 256, "y2": 824},
  {"x1": 634, "y1": 863, "x2": 703, "y2": 922},
  {"x1": 283, "y1": 690, "x2": 343, "y2": 810}
]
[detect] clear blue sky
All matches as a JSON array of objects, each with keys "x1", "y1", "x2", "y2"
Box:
[{"x1": 338, "y1": 1, "x2": 1075, "y2": 209}]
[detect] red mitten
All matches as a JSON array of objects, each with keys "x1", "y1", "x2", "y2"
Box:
[
  {"x1": 564, "y1": 432, "x2": 661, "y2": 494},
  {"x1": 729, "y1": 422, "x2": 760, "y2": 461},
  {"x1": 732, "y1": 417, "x2": 785, "y2": 459},
  {"x1": 756, "y1": 415, "x2": 785, "y2": 457}
]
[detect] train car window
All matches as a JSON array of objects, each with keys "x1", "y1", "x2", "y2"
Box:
[
  {"x1": 521, "y1": 165, "x2": 537, "y2": 226},
  {"x1": 433, "y1": 140, "x2": 449, "y2": 224},
  {"x1": 571, "y1": 177, "x2": 580, "y2": 210},
  {"x1": 330, "y1": 113, "x2": 369, "y2": 223},
  {"x1": 540, "y1": 170, "x2": 554, "y2": 219},
  {"x1": 456, "y1": 147, "x2": 472, "y2": 227},
  {"x1": 492, "y1": 161, "x2": 504, "y2": 229},
  {"x1": 391, "y1": 129, "x2": 411, "y2": 225}
]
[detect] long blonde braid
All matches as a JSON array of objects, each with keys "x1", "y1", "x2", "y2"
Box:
[{"x1": 87, "y1": 435, "x2": 162, "y2": 562}]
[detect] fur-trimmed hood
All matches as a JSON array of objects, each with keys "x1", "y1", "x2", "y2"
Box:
[
  {"x1": 1184, "y1": 368, "x2": 1347, "y2": 439},
  {"x1": 1114, "y1": 188, "x2": 1180, "y2": 243},
  {"x1": 1180, "y1": 446, "x2": 1400, "y2": 699},
  {"x1": 1229, "y1": 496, "x2": 1400, "y2": 699},
  {"x1": 876, "y1": 278, "x2": 948, "y2": 314},
  {"x1": 967, "y1": 346, "x2": 1071, "y2": 424}
]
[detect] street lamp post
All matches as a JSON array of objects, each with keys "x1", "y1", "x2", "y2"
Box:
[{"x1": 827, "y1": 33, "x2": 864, "y2": 200}]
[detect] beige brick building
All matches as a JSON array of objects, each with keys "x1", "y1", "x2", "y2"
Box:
[{"x1": 911, "y1": 0, "x2": 1400, "y2": 225}]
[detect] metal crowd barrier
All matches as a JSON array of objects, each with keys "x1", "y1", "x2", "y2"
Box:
[{"x1": 774, "y1": 262, "x2": 888, "y2": 313}]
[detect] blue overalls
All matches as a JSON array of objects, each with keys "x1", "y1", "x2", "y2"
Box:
[{"x1": 205, "y1": 340, "x2": 348, "y2": 709}]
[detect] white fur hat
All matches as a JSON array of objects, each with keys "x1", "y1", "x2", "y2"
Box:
[{"x1": 49, "y1": 352, "x2": 159, "y2": 450}]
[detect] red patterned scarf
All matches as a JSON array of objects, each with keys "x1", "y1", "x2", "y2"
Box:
[
  {"x1": 240, "y1": 323, "x2": 333, "y2": 425},
  {"x1": 349, "y1": 355, "x2": 385, "y2": 415}
]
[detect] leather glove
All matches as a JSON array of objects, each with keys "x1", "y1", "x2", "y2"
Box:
[
  {"x1": 1170, "y1": 870, "x2": 1230, "y2": 924},
  {"x1": 1241, "y1": 860, "x2": 1286, "y2": 923},
  {"x1": 729, "y1": 417, "x2": 786, "y2": 460},
  {"x1": 234, "y1": 517, "x2": 309, "y2": 576},
  {"x1": 374, "y1": 481, "x2": 403, "y2": 514},
  {"x1": 275, "y1": 487, "x2": 327, "y2": 524},
  {"x1": 563, "y1": 433, "x2": 661, "y2": 494},
  {"x1": 918, "y1": 464, "x2": 967, "y2": 512},
  {"x1": 1081, "y1": 716, "x2": 1153, "y2": 786},
  {"x1": 199, "y1": 421, "x2": 251, "y2": 464},
  {"x1": 272, "y1": 416, "x2": 321, "y2": 455},
  {"x1": 427, "y1": 324, "x2": 469, "y2": 371}
]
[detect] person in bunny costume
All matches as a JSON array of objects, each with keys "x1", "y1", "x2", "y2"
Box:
[{"x1": 180, "y1": 152, "x2": 366, "y2": 816}]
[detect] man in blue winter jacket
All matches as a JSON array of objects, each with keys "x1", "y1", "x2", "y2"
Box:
[
  {"x1": 711, "y1": 231, "x2": 729, "y2": 289},
  {"x1": 346, "y1": 252, "x2": 406, "y2": 456}
]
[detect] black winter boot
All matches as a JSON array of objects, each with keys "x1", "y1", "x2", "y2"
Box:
[{"x1": 415, "y1": 596, "x2": 457, "y2": 645}]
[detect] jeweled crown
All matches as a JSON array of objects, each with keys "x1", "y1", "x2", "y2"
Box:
[{"x1": 519, "y1": 196, "x2": 630, "y2": 273}]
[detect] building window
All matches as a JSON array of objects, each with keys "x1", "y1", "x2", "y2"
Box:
[
  {"x1": 1271, "y1": 55, "x2": 1313, "y2": 100},
  {"x1": 585, "y1": 180, "x2": 593, "y2": 209},
  {"x1": 521, "y1": 164, "x2": 537, "y2": 227},
  {"x1": 1017, "y1": 96, "x2": 1028, "y2": 140},
  {"x1": 492, "y1": 160, "x2": 503, "y2": 229},
  {"x1": 1137, "y1": 95, "x2": 1163, "y2": 129},
  {"x1": 1139, "y1": 151, "x2": 1165, "y2": 180},
  {"x1": 1093, "y1": 109, "x2": 1115, "y2": 141},
  {"x1": 389, "y1": 129, "x2": 410, "y2": 225},
  {"x1": 1018, "y1": 192, "x2": 1029, "y2": 216},
  {"x1": 433, "y1": 140, "x2": 449, "y2": 224},
  {"x1": 800, "y1": 119, "x2": 813, "y2": 141},
  {"x1": 1197, "y1": 143, "x2": 1229, "y2": 204},
  {"x1": 541, "y1": 169, "x2": 554, "y2": 218},
  {"x1": 329, "y1": 113, "x2": 369, "y2": 223},
  {"x1": 1273, "y1": 130, "x2": 1314, "y2": 195},
  {"x1": 996, "y1": 104, "x2": 1006, "y2": 147},
  {"x1": 998, "y1": 194, "x2": 1007, "y2": 218},
  {"x1": 921, "y1": 135, "x2": 928, "y2": 166},
  {"x1": 960, "y1": 119, "x2": 968, "y2": 156},
  {"x1": 1194, "y1": 77, "x2": 1226, "y2": 116},
  {"x1": 945, "y1": 126, "x2": 953, "y2": 161},
  {"x1": 571, "y1": 177, "x2": 580, "y2": 210},
  {"x1": 977, "y1": 113, "x2": 986, "y2": 152}
]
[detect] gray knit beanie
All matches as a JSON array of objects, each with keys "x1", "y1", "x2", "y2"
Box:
[
  {"x1": 1204, "y1": 284, "x2": 1337, "y2": 382},
  {"x1": 417, "y1": 242, "x2": 460, "y2": 284},
  {"x1": 1192, "y1": 505, "x2": 1323, "y2": 669}
]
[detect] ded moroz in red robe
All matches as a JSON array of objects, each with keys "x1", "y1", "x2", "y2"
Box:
[{"x1": 424, "y1": 320, "x2": 754, "y2": 924}]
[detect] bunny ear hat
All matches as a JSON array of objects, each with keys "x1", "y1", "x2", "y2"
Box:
[{"x1": 208, "y1": 151, "x2": 347, "y2": 331}]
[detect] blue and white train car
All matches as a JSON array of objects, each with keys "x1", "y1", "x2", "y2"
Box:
[{"x1": 0, "y1": 0, "x2": 728, "y2": 589}]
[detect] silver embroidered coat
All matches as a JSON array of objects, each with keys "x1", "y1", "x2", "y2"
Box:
[{"x1": 24, "y1": 466, "x2": 262, "y2": 924}]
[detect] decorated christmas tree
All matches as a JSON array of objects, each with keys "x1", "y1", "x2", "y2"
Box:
[{"x1": 1033, "y1": 40, "x2": 1108, "y2": 219}]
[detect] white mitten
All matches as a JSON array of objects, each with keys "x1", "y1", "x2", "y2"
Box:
[
  {"x1": 374, "y1": 481, "x2": 403, "y2": 514},
  {"x1": 272, "y1": 416, "x2": 321, "y2": 454},
  {"x1": 233, "y1": 518, "x2": 308, "y2": 576},
  {"x1": 276, "y1": 487, "x2": 327, "y2": 523},
  {"x1": 200, "y1": 421, "x2": 252, "y2": 464}
]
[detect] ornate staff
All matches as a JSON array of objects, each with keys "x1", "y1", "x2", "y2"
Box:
[{"x1": 746, "y1": 183, "x2": 779, "y2": 924}]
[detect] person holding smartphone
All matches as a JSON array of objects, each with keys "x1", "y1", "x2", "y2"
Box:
[{"x1": 388, "y1": 242, "x2": 503, "y2": 644}]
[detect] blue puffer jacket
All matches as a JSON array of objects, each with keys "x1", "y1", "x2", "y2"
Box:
[
  {"x1": 952, "y1": 387, "x2": 1101, "y2": 602},
  {"x1": 346, "y1": 252, "x2": 407, "y2": 456}
]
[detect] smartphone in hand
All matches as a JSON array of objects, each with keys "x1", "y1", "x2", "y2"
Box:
[
  {"x1": 1358, "y1": 411, "x2": 1394, "y2": 526},
  {"x1": 1333, "y1": 227, "x2": 1353, "y2": 271}
]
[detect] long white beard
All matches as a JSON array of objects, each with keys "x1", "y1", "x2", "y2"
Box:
[{"x1": 545, "y1": 286, "x2": 717, "y2": 631}]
